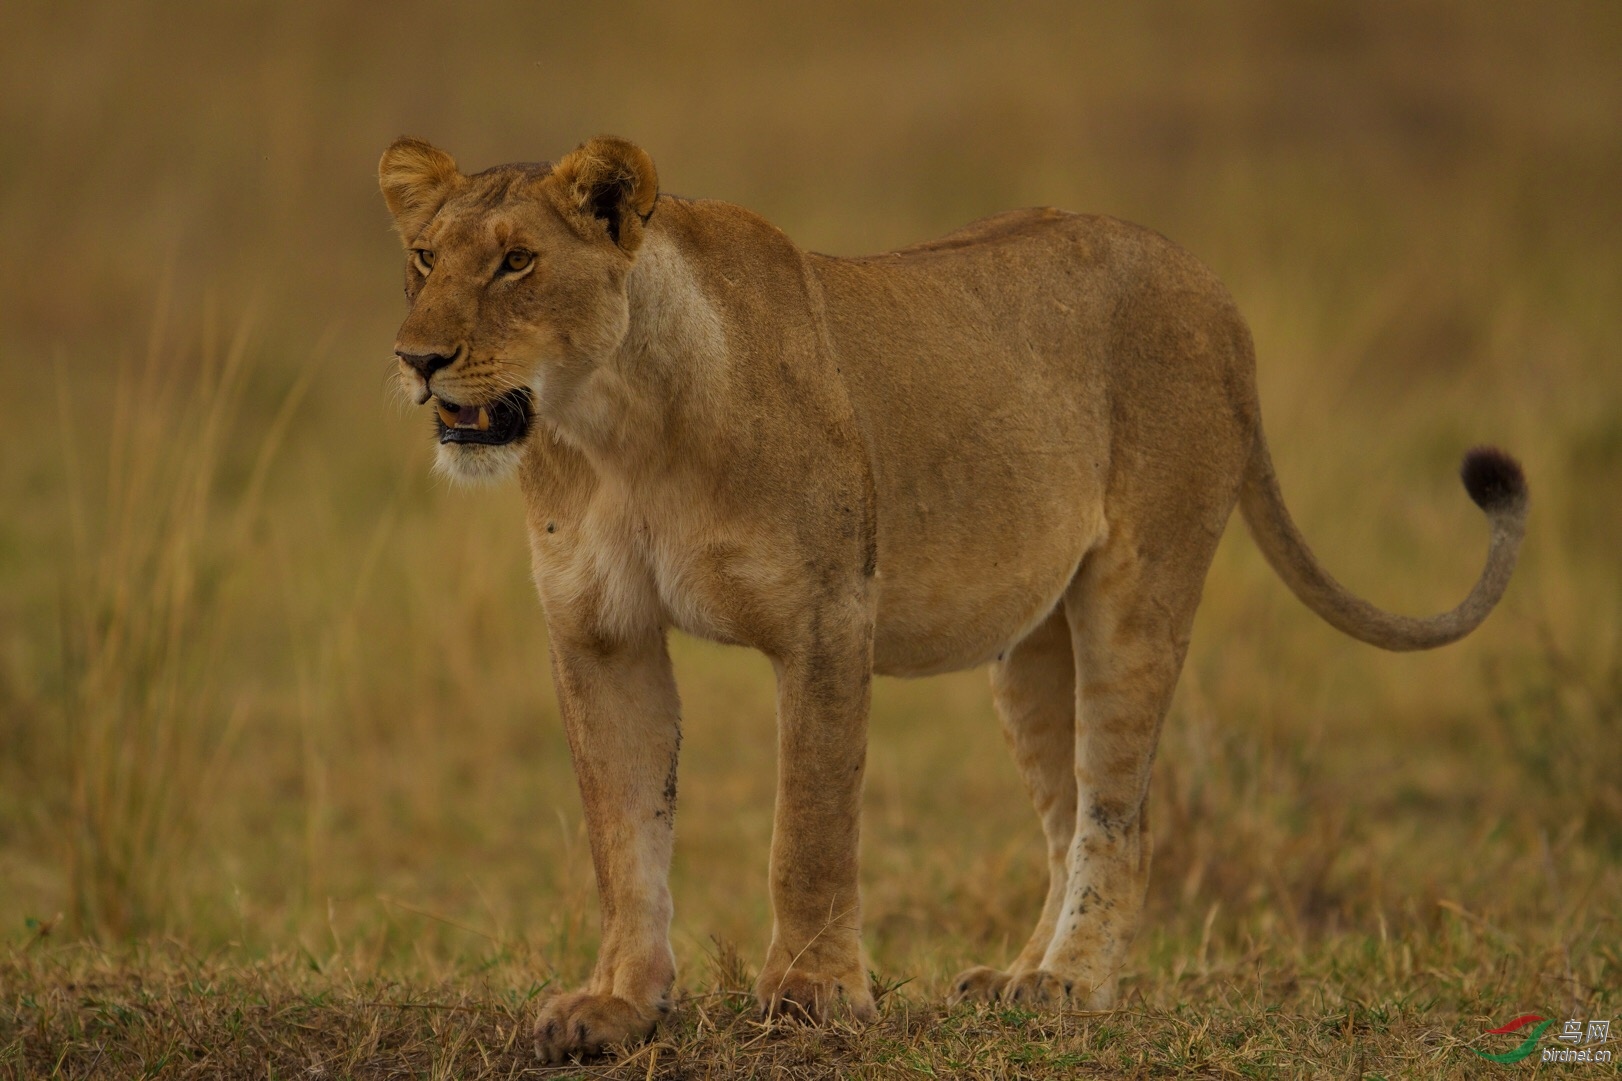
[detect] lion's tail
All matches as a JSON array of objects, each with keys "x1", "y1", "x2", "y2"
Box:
[{"x1": 1238, "y1": 434, "x2": 1528, "y2": 651}]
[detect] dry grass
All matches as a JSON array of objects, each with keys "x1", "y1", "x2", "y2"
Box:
[
  {"x1": 1, "y1": 0, "x2": 1619, "y2": 1077},
  {"x1": 1, "y1": 920, "x2": 1614, "y2": 1079}
]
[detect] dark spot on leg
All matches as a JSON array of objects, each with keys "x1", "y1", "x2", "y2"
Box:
[
  {"x1": 1088, "y1": 801, "x2": 1118, "y2": 840},
  {"x1": 661, "y1": 730, "x2": 681, "y2": 816}
]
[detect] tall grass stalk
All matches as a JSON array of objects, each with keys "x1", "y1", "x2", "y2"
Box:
[{"x1": 53, "y1": 294, "x2": 305, "y2": 937}]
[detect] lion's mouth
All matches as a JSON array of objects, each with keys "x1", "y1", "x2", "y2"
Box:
[{"x1": 433, "y1": 389, "x2": 532, "y2": 446}]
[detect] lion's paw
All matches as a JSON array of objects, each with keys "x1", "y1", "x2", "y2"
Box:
[
  {"x1": 756, "y1": 968, "x2": 876, "y2": 1024},
  {"x1": 1003, "y1": 969, "x2": 1075, "y2": 1006},
  {"x1": 947, "y1": 965, "x2": 1011, "y2": 1005},
  {"x1": 949, "y1": 966, "x2": 1076, "y2": 1008},
  {"x1": 532, "y1": 990, "x2": 662, "y2": 1064}
]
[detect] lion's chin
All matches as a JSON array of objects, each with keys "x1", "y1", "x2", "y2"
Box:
[{"x1": 433, "y1": 441, "x2": 525, "y2": 486}]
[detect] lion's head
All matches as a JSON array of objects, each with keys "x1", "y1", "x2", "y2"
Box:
[{"x1": 378, "y1": 135, "x2": 658, "y2": 481}]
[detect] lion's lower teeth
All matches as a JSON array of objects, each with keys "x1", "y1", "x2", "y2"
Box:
[{"x1": 436, "y1": 402, "x2": 492, "y2": 430}]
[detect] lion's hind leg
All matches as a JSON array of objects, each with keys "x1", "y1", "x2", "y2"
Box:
[
  {"x1": 949, "y1": 502, "x2": 1223, "y2": 1011},
  {"x1": 948, "y1": 605, "x2": 1080, "y2": 1007},
  {"x1": 1034, "y1": 515, "x2": 1218, "y2": 1009}
]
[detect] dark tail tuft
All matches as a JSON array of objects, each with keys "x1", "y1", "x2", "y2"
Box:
[{"x1": 1460, "y1": 446, "x2": 1527, "y2": 512}]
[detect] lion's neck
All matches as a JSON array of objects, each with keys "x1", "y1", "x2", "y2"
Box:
[{"x1": 553, "y1": 228, "x2": 726, "y2": 478}]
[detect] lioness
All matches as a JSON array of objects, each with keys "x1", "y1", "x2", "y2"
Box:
[{"x1": 378, "y1": 135, "x2": 1526, "y2": 1062}]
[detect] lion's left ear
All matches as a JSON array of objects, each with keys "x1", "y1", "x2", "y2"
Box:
[
  {"x1": 551, "y1": 136, "x2": 659, "y2": 255},
  {"x1": 379, "y1": 137, "x2": 461, "y2": 243}
]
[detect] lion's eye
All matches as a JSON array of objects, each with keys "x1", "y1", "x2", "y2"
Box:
[
  {"x1": 503, "y1": 250, "x2": 534, "y2": 274},
  {"x1": 413, "y1": 249, "x2": 435, "y2": 273}
]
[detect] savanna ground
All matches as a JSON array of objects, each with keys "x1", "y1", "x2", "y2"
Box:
[{"x1": 1, "y1": 2, "x2": 1618, "y2": 1077}]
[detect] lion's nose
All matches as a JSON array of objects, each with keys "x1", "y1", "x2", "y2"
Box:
[{"x1": 397, "y1": 350, "x2": 456, "y2": 379}]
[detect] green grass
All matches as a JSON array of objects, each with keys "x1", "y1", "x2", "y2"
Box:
[{"x1": 1, "y1": 0, "x2": 1619, "y2": 1077}]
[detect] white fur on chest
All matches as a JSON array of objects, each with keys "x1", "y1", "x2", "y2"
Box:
[{"x1": 549, "y1": 487, "x2": 756, "y2": 648}]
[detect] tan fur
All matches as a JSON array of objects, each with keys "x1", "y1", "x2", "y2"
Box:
[{"x1": 377, "y1": 135, "x2": 1527, "y2": 1061}]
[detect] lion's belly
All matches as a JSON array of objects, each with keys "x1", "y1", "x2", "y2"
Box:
[
  {"x1": 867, "y1": 446, "x2": 1107, "y2": 677},
  {"x1": 842, "y1": 335, "x2": 1110, "y2": 675}
]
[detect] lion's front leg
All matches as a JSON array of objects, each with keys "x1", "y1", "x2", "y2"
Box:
[
  {"x1": 756, "y1": 602, "x2": 879, "y2": 1024},
  {"x1": 534, "y1": 633, "x2": 681, "y2": 1064}
]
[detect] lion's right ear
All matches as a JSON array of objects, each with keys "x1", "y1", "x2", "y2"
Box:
[
  {"x1": 551, "y1": 136, "x2": 659, "y2": 255},
  {"x1": 378, "y1": 137, "x2": 460, "y2": 242}
]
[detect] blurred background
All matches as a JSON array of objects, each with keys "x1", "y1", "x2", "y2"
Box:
[{"x1": 0, "y1": 0, "x2": 1616, "y2": 999}]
